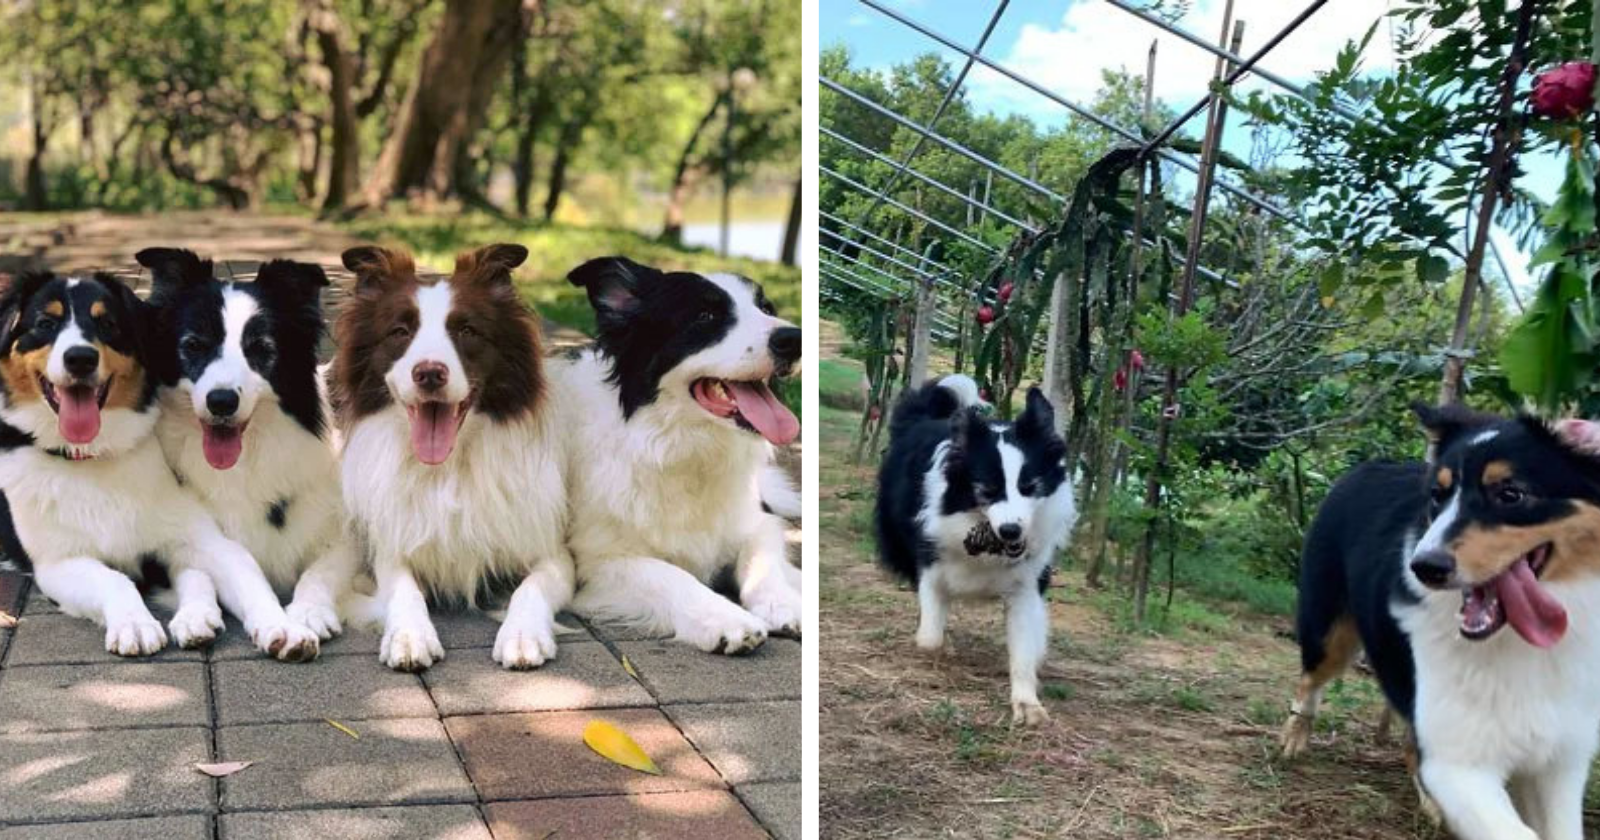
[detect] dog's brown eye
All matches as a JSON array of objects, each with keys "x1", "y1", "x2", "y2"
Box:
[
  {"x1": 388, "y1": 325, "x2": 412, "y2": 340},
  {"x1": 696, "y1": 311, "x2": 717, "y2": 325},
  {"x1": 1494, "y1": 485, "x2": 1526, "y2": 505},
  {"x1": 33, "y1": 316, "x2": 57, "y2": 333},
  {"x1": 457, "y1": 324, "x2": 478, "y2": 338}
]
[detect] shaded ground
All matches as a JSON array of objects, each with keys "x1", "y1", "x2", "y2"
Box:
[{"x1": 816, "y1": 334, "x2": 1600, "y2": 839}]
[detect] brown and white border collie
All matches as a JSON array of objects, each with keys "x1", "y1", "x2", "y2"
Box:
[
  {"x1": 333, "y1": 244, "x2": 572, "y2": 672},
  {"x1": 0, "y1": 271, "x2": 317, "y2": 660}
]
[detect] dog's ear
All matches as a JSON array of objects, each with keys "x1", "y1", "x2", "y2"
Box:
[
  {"x1": 342, "y1": 246, "x2": 414, "y2": 299},
  {"x1": 1411, "y1": 401, "x2": 1498, "y2": 448},
  {"x1": 1554, "y1": 418, "x2": 1600, "y2": 456},
  {"x1": 567, "y1": 257, "x2": 656, "y2": 317},
  {"x1": 0, "y1": 271, "x2": 51, "y2": 355},
  {"x1": 1015, "y1": 387, "x2": 1057, "y2": 437},
  {"x1": 254, "y1": 260, "x2": 329, "y2": 305},
  {"x1": 136, "y1": 248, "x2": 212, "y2": 304},
  {"x1": 455, "y1": 243, "x2": 527, "y2": 290}
]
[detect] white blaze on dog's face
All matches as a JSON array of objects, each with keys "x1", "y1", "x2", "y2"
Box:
[
  {"x1": 567, "y1": 258, "x2": 801, "y2": 445},
  {"x1": 945, "y1": 389, "x2": 1069, "y2": 558}
]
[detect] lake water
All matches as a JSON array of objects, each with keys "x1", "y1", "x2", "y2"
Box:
[{"x1": 680, "y1": 220, "x2": 809, "y2": 264}]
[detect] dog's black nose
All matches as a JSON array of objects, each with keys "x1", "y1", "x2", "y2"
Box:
[
  {"x1": 1410, "y1": 550, "x2": 1456, "y2": 588},
  {"x1": 62, "y1": 346, "x2": 98, "y2": 378},
  {"x1": 206, "y1": 389, "x2": 239, "y2": 418},
  {"x1": 413, "y1": 361, "x2": 448, "y2": 392},
  {"x1": 769, "y1": 327, "x2": 801, "y2": 364},
  {"x1": 997, "y1": 523, "x2": 1022, "y2": 542}
]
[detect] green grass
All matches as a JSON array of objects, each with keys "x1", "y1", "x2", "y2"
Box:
[
  {"x1": 339, "y1": 213, "x2": 801, "y2": 336},
  {"x1": 819, "y1": 358, "x2": 865, "y2": 410}
]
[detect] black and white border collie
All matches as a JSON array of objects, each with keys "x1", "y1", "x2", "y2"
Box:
[
  {"x1": 875, "y1": 375, "x2": 1076, "y2": 725},
  {"x1": 0, "y1": 271, "x2": 310, "y2": 659},
  {"x1": 1283, "y1": 403, "x2": 1600, "y2": 840},
  {"x1": 139, "y1": 248, "x2": 355, "y2": 650},
  {"x1": 333, "y1": 244, "x2": 573, "y2": 672},
  {"x1": 554, "y1": 257, "x2": 802, "y2": 654}
]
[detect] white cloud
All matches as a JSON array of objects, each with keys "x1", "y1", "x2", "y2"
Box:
[{"x1": 962, "y1": 0, "x2": 1400, "y2": 124}]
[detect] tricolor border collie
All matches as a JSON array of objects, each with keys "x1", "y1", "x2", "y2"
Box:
[
  {"x1": 140, "y1": 247, "x2": 355, "y2": 648},
  {"x1": 875, "y1": 375, "x2": 1076, "y2": 725},
  {"x1": 1282, "y1": 403, "x2": 1600, "y2": 840},
  {"x1": 333, "y1": 244, "x2": 573, "y2": 672},
  {"x1": 0, "y1": 270, "x2": 313, "y2": 659},
  {"x1": 555, "y1": 256, "x2": 802, "y2": 654}
]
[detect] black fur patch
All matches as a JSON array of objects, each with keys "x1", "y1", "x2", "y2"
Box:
[{"x1": 267, "y1": 497, "x2": 290, "y2": 530}]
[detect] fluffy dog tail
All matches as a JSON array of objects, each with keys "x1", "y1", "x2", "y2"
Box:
[
  {"x1": 888, "y1": 374, "x2": 984, "y2": 440},
  {"x1": 760, "y1": 463, "x2": 801, "y2": 520}
]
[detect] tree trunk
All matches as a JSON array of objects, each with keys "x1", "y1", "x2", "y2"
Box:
[
  {"x1": 780, "y1": 176, "x2": 802, "y2": 265},
  {"x1": 24, "y1": 79, "x2": 49, "y2": 211},
  {"x1": 307, "y1": 0, "x2": 361, "y2": 212},
  {"x1": 510, "y1": 45, "x2": 554, "y2": 218},
  {"x1": 661, "y1": 91, "x2": 726, "y2": 243},
  {"x1": 542, "y1": 115, "x2": 585, "y2": 222},
  {"x1": 361, "y1": 0, "x2": 536, "y2": 206}
]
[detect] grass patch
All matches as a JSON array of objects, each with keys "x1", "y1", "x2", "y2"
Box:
[{"x1": 819, "y1": 358, "x2": 865, "y2": 410}]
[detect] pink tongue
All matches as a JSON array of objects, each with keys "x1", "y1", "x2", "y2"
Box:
[
  {"x1": 1498, "y1": 557, "x2": 1568, "y2": 648},
  {"x1": 726, "y1": 381, "x2": 799, "y2": 445},
  {"x1": 57, "y1": 387, "x2": 100, "y2": 444},
  {"x1": 410, "y1": 402, "x2": 458, "y2": 465},
  {"x1": 201, "y1": 425, "x2": 243, "y2": 470}
]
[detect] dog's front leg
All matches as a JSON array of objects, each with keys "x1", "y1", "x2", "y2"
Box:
[
  {"x1": 1421, "y1": 761, "x2": 1538, "y2": 840},
  {"x1": 1524, "y1": 745, "x2": 1594, "y2": 840},
  {"x1": 168, "y1": 567, "x2": 224, "y2": 649},
  {"x1": 287, "y1": 535, "x2": 359, "y2": 641},
  {"x1": 495, "y1": 552, "x2": 574, "y2": 670},
  {"x1": 33, "y1": 558, "x2": 166, "y2": 656},
  {"x1": 376, "y1": 559, "x2": 442, "y2": 672},
  {"x1": 915, "y1": 569, "x2": 947, "y2": 650},
  {"x1": 737, "y1": 513, "x2": 801, "y2": 638},
  {"x1": 1004, "y1": 582, "x2": 1050, "y2": 726},
  {"x1": 185, "y1": 527, "x2": 319, "y2": 662},
  {"x1": 574, "y1": 557, "x2": 767, "y2": 655}
]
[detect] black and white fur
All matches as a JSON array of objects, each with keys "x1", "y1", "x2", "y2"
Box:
[
  {"x1": 141, "y1": 248, "x2": 356, "y2": 648},
  {"x1": 553, "y1": 256, "x2": 803, "y2": 655},
  {"x1": 0, "y1": 271, "x2": 312, "y2": 659},
  {"x1": 875, "y1": 375, "x2": 1076, "y2": 725}
]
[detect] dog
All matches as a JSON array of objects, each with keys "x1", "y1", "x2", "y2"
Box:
[
  {"x1": 553, "y1": 256, "x2": 802, "y2": 655},
  {"x1": 874, "y1": 375, "x2": 1076, "y2": 725},
  {"x1": 1281, "y1": 403, "x2": 1600, "y2": 840},
  {"x1": 0, "y1": 270, "x2": 315, "y2": 659},
  {"x1": 332, "y1": 244, "x2": 573, "y2": 672},
  {"x1": 139, "y1": 248, "x2": 355, "y2": 645}
]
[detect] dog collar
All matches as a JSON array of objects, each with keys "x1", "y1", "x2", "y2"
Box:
[{"x1": 44, "y1": 447, "x2": 95, "y2": 462}]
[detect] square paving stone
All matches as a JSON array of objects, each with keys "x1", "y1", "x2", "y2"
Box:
[
  {"x1": 432, "y1": 609, "x2": 592, "y2": 649},
  {"x1": 23, "y1": 589, "x2": 61, "y2": 615},
  {"x1": 422, "y1": 640, "x2": 650, "y2": 716},
  {"x1": 220, "y1": 804, "x2": 491, "y2": 840},
  {"x1": 0, "y1": 630, "x2": 10, "y2": 665},
  {"x1": 7, "y1": 612, "x2": 204, "y2": 666},
  {"x1": 0, "y1": 726, "x2": 213, "y2": 822},
  {"x1": 445, "y1": 708, "x2": 722, "y2": 800},
  {"x1": 584, "y1": 620, "x2": 672, "y2": 643},
  {"x1": 0, "y1": 815, "x2": 211, "y2": 840},
  {"x1": 214, "y1": 654, "x2": 434, "y2": 725},
  {"x1": 485, "y1": 791, "x2": 768, "y2": 840},
  {"x1": 737, "y1": 782, "x2": 800, "y2": 840},
  {"x1": 212, "y1": 617, "x2": 382, "y2": 661},
  {"x1": 0, "y1": 662, "x2": 208, "y2": 733},
  {"x1": 665, "y1": 701, "x2": 800, "y2": 785},
  {"x1": 616, "y1": 638, "x2": 801, "y2": 704},
  {"x1": 0, "y1": 570, "x2": 26, "y2": 617},
  {"x1": 217, "y1": 718, "x2": 474, "y2": 810}
]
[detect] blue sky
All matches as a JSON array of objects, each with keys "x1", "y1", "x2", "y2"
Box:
[{"x1": 822, "y1": 0, "x2": 1566, "y2": 298}]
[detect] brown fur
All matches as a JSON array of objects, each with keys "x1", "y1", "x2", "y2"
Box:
[
  {"x1": 1437, "y1": 467, "x2": 1453, "y2": 489},
  {"x1": 1281, "y1": 614, "x2": 1362, "y2": 758},
  {"x1": 89, "y1": 301, "x2": 105, "y2": 318},
  {"x1": 1448, "y1": 501, "x2": 1600, "y2": 584},
  {"x1": 0, "y1": 346, "x2": 48, "y2": 404},
  {"x1": 43, "y1": 301, "x2": 63, "y2": 319},
  {"x1": 332, "y1": 247, "x2": 420, "y2": 426},
  {"x1": 99, "y1": 346, "x2": 144, "y2": 412},
  {"x1": 1482, "y1": 460, "x2": 1513, "y2": 486}
]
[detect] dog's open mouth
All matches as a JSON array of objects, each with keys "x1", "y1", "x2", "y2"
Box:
[
  {"x1": 691, "y1": 378, "x2": 799, "y2": 446},
  {"x1": 406, "y1": 394, "x2": 473, "y2": 466},
  {"x1": 1459, "y1": 542, "x2": 1566, "y2": 648},
  {"x1": 39, "y1": 375, "x2": 110, "y2": 445},
  {"x1": 200, "y1": 419, "x2": 250, "y2": 471}
]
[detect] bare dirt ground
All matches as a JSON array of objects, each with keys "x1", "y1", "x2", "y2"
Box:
[{"x1": 817, "y1": 338, "x2": 1600, "y2": 839}]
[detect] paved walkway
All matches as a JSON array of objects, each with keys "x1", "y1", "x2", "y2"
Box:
[{"x1": 0, "y1": 211, "x2": 802, "y2": 839}]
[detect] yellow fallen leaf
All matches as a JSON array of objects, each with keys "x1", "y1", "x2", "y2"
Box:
[
  {"x1": 583, "y1": 719, "x2": 661, "y2": 775},
  {"x1": 195, "y1": 761, "x2": 253, "y2": 777},
  {"x1": 326, "y1": 719, "x2": 360, "y2": 739},
  {"x1": 0, "y1": 611, "x2": 15, "y2": 629},
  {"x1": 621, "y1": 654, "x2": 638, "y2": 680}
]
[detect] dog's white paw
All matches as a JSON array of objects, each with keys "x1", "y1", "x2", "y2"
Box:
[
  {"x1": 744, "y1": 587, "x2": 802, "y2": 639},
  {"x1": 1011, "y1": 699, "x2": 1050, "y2": 727},
  {"x1": 1279, "y1": 713, "x2": 1313, "y2": 760},
  {"x1": 380, "y1": 619, "x2": 443, "y2": 672},
  {"x1": 168, "y1": 605, "x2": 224, "y2": 649},
  {"x1": 680, "y1": 602, "x2": 768, "y2": 655},
  {"x1": 106, "y1": 614, "x2": 167, "y2": 657},
  {"x1": 286, "y1": 599, "x2": 343, "y2": 641},
  {"x1": 252, "y1": 620, "x2": 321, "y2": 663},
  {"x1": 915, "y1": 628, "x2": 944, "y2": 651},
  {"x1": 494, "y1": 617, "x2": 558, "y2": 670}
]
